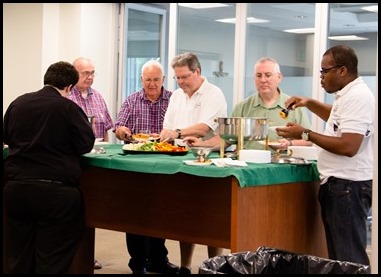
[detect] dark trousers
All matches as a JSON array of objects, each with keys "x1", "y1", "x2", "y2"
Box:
[
  {"x1": 126, "y1": 233, "x2": 168, "y2": 271},
  {"x1": 3, "y1": 179, "x2": 85, "y2": 274},
  {"x1": 318, "y1": 177, "x2": 372, "y2": 265}
]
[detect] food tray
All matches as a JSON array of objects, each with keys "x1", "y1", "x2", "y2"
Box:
[{"x1": 122, "y1": 149, "x2": 188, "y2": 156}]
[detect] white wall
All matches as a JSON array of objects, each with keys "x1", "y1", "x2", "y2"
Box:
[
  {"x1": 4, "y1": 3, "x2": 44, "y2": 113},
  {"x1": 3, "y1": 3, "x2": 120, "y2": 142}
]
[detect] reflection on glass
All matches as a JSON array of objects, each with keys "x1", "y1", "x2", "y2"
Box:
[
  {"x1": 326, "y1": 3, "x2": 378, "y2": 104},
  {"x1": 177, "y1": 3, "x2": 236, "y2": 114},
  {"x1": 123, "y1": 4, "x2": 166, "y2": 100}
]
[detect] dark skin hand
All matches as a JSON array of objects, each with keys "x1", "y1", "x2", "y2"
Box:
[
  {"x1": 276, "y1": 123, "x2": 364, "y2": 157},
  {"x1": 278, "y1": 55, "x2": 365, "y2": 158}
]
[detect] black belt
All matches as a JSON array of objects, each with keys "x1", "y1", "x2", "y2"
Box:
[
  {"x1": 327, "y1": 176, "x2": 371, "y2": 183},
  {"x1": 22, "y1": 179, "x2": 64, "y2": 184}
]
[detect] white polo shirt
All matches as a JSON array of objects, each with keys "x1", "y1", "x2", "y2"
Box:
[
  {"x1": 318, "y1": 77, "x2": 374, "y2": 182},
  {"x1": 163, "y1": 77, "x2": 227, "y2": 139}
]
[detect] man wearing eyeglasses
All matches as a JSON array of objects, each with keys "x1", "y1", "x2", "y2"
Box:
[
  {"x1": 114, "y1": 60, "x2": 179, "y2": 275},
  {"x1": 183, "y1": 57, "x2": 312, "y2": 151},
  {"x1": 68, "y1": 57, "x2": 114, "y2": 144},
  {"x1": 277, "y1": 45, "x2": 374, "y2": 265},
  {"x1": 160, "y1": 52, "x2": 227, "y2": 143},
  {"x1": 160, "y1": 52, "x2": 228, "y2": 274}
]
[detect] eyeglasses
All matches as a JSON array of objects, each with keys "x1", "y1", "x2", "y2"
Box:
[
  {"x1": 320, "y1": 65, "x2": 343, "y2": 75},
  {"x1": 255, "y1": 72, "x2": 276, "y2": 79},
  {"x1": 173, "y1": 72, "x2": 193, "y2": 81},
  {"x1": 143, "y1": 77, "x2": 163, "y2": 83},
  {"x1": 80, "y1": 71, "x2": 96, "y2": 77}
]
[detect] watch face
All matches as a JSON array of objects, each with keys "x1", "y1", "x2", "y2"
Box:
[
  {"x1": 302, "y1": 131, "x2": 309, "y2": 141},
  {"x1": 176, "y1": 129, "x2": 181, "y2": 139}
]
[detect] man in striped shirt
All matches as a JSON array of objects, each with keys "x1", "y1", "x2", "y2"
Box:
[{"x1": 114, "y1": 60, "x2": 179, "y2": 274}]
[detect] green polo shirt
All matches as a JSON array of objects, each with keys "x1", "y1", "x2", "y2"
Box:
[{"x1": 230, "y1": 89, "x2": 311, "y2": 150}]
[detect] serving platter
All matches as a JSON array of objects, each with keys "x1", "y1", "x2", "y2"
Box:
[
  {"x1": 122, "y1": 141, "x2": 188, "y2": 155},
  {"x1": 122, "y1": 149, "x2": 188, "y2": 156}
]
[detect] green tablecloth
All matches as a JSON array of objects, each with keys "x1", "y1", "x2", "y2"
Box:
[{"x1": 82, "y1": 144, "x2": 320, "y2": 188}]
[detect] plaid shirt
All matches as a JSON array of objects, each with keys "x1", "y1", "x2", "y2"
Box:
[
  {"x1": 68, "y1": 87, "x2": 113, "y2": 138},
  {"x1": 114, "y1": 88, "x2": 172, "y2": 134}
]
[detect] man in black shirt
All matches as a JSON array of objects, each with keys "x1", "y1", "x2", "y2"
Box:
[{"x1": 3, "y1": 61, "x2": 95, "y2": 273}]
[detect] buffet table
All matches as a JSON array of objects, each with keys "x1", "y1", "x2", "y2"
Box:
[{"x1": 4, "y1": 145, "x2": 328, "y2": 274}]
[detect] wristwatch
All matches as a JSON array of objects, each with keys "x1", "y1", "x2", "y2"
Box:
[
  {"x1": 301, "y1": 129, "x2": 311, "y2": 141},
  {"x1": 175, "y1": 129, "x2": 181, "y2": 139}
]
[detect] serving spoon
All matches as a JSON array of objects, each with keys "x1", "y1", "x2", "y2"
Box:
[{"x1": 279, "y1": 102, "x2": 295, "y2": 119}]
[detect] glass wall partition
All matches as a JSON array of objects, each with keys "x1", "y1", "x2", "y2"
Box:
[
  {"x1": 245, "y1": 3, "x2": 316, "y2": 120},
  {"x1": 173, "y1": 3, "x2": 318, "y2": 115},
  {"x1": 176, "y1": 3, "x2": 237, "y2": 115},
  {"x1": 121, "y1": 3, "x2": 377, "y2": 119},
  {"x1": 325, "y1": 3, "x2": 378, "y2": 104},
  {"x1": 121, "y1": 3, "x2": 168, "y2": 102}
]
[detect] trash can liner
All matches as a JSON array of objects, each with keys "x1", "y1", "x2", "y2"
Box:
[{"x1": 199, "y1": 246, "x2": 371, "y2": 274}]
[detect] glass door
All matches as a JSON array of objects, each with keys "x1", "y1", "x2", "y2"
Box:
[{"x1": 120, "y1": 3, "x2": 167, "y2": 102}]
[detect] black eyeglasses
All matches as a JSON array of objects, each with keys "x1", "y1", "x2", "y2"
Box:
[
  {"x1": 173, "y1": 72, "x2": 193, "y2": 81},
  {"x1": 80, "y1": 71, "x2": 96, "y2": 77},
  {"x1": 143, "y1": 77, "x2": 163, "y2": 83},
  {"x1": 320, "y1": 65, "x2": 343, "y2": 75}
]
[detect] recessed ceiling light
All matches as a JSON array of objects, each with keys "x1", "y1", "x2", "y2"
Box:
[
  {"x1": 283, "y1": 28, "x2": 315, "y2": 34},
  {"x1": 178, "y1": 3, "x2": 229, "y2": 9},
  {"x1": 361, "y1": 5, "x2": 378, "y2": 13},
  {"x1": 216, "y1": 17, "x2": 269, "y2": 24},
  {"x1": 328, "y1": 35, "x2": 369, "y2": 41}
]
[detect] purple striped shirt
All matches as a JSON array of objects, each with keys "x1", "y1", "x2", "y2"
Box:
[
  {"x1": 114, "y1": 88, "x2": 172, "y2": 134},
  {"x1": 68, "y1": 87, "x2": 114, "y2": 138}
]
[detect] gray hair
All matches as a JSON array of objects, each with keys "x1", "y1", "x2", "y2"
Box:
[
  {"x1": 171, "y1": 52, "x2": 201, "y2": 73},
  {"x1": 141, "y1": 60, "x2": 164, "y2": 76},
  {"x1": 255, "y1": 57, "x2": 281, "y2": 74}
]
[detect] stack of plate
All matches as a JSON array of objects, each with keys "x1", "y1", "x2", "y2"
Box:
[
  {"x1": 287, "y1": 146, "x2": 318, "y2": 160},
  {"x1": 239, "y1": 149, "x2": 271, "y2": 163}
]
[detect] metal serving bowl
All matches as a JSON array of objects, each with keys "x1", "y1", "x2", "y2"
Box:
[
  {"x1": 190, "y1": 147, "x2": 213, "y2": 163},
  {"x1": 216, "y1": 117, "x2": 269, "y2": 143}
]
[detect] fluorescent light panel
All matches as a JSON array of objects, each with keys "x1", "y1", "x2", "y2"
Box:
[
  {"x1": 216, "y1": 17, "x2": 269, "y2": 24},
  {"x1": 361, "y1": 5, "x2": 378, "y2": 13},
  {"x1": 178, "y1": 3, "x2": 229, "y2": 9},
  {"x1": 328, "y1": 35, "x2": 369, "y2": 41},
  {"x1": 283, "y1": 28, "x2": 315, "y2": 34}
]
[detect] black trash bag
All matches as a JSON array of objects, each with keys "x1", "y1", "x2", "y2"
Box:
[
  {"x1": 199, "y1": 251, "x2": 256, "y2": 274},
  {"x1": 199, "y1": 246, "x2": 371, "y2": 274}
]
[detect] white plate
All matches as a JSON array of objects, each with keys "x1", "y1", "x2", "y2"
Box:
[
  {"x1": 268, "y1": 126, "x2": 285, "y2": 132},
  {"x1": 183, "y1": 160, "x2": 213, "y2": 166},
  {"x1": 258, "y1": 141, "x2": 281, "y2": 146}
]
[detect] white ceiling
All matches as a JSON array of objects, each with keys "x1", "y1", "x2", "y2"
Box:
[{"x1": 131, "y1": 3, "x2": 378, "y2": 40}]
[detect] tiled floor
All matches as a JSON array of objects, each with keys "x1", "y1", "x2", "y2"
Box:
[
  {"x1": 93, "y1": 229, "x2": 230, "y2": 274},
  {"x1": 94, "y1": 226, "x2": 373, "y2": 274}
]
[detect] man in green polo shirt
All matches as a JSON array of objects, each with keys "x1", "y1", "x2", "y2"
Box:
[{"x1": 183, "y1": 57, "x2": 312, "y2": 151}]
